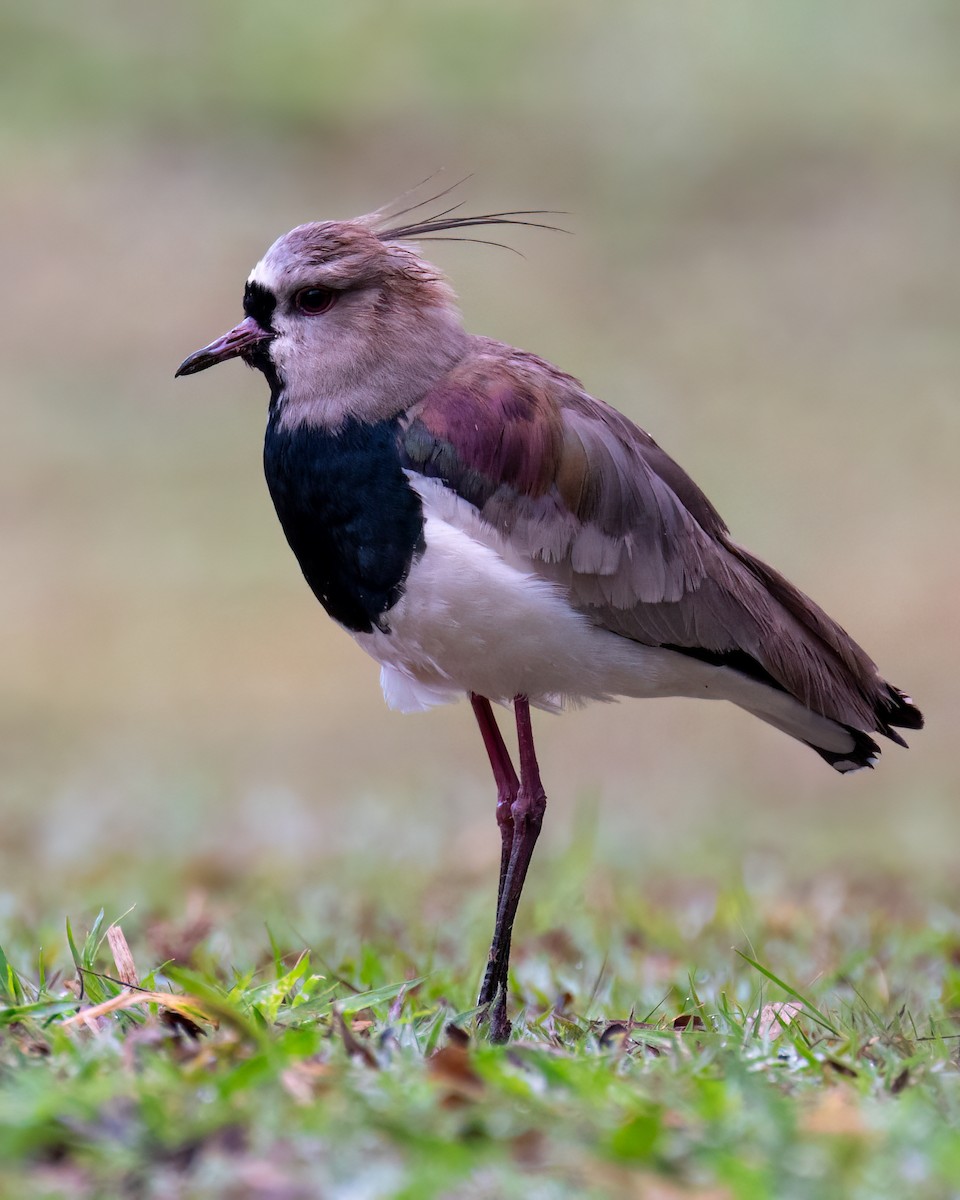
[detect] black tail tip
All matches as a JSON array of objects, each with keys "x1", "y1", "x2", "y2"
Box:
[
  {"x1": 810, "y1": 684, "x2": 923, "y2": 773},
  {"x1": 883, "y1": 685, "x2": 923, "y2": 732},
  {"x1": 808, "y1": 728, "x2": 882, "y2": 774}
]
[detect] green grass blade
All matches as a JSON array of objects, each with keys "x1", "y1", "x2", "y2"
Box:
[
  {"x1": 336, "y1": 976, "x2": 427, "y2": 1016},
  {"x1": 0, "y1": 999, "x2": 78, "y2": 1026},
  {"x1": 0, "y1": 945, "x2": 25, "y2": 1005},
  {"x1": 81, "y1": 909, "x2": 106, "y2": 969},
  {"x1": 735, "y1": 949, "x2": 840, "y2": 1036},
  {"x1": 65, "y1": 917, "x2": 81, "y2": 974}
]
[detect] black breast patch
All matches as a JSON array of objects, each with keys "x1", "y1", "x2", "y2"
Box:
[{"x1": 263, "y1": 416, "x2": 426, "y2": 633}]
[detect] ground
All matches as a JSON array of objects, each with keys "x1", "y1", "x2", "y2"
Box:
[{"x1": 3, "y1": 852, "x2": 960, "y2": 1198}]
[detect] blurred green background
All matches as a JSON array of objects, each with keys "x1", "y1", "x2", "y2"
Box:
[{"x1": 2, "y1": 0, "x2": 957, "y2": 907}]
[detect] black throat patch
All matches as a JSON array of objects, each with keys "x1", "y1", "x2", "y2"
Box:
[
  {"x1": 242, "y1": 281, "x2": 283, "y2": 399},
  {"x1": 263, "y1": 415, "x2": 426, "y2": 634}
]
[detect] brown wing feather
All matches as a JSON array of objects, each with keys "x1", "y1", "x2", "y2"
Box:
[{"x1": 401, "y1": 338, "x2": 902, "y2": 731}]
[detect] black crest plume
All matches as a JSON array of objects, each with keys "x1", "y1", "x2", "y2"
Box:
[{"x1": 373, "y1": 178, "x2": 567, "y2": 251}]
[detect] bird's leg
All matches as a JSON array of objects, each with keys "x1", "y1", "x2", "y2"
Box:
[
  {"x1": 470, "y1": 694, "x2": 520, "y2": 1006},
  {"x1": 480, "y1": 695, "x2": 547, "y2": 1044}
]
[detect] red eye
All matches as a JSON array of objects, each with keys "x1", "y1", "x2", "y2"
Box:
[{"x1": 294, "y1": 286, "x2": 337, "y2": 315}]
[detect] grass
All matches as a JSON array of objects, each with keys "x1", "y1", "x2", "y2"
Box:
[{"x1": 3, "y1": 857, "x2": 960, "y2": 1199}]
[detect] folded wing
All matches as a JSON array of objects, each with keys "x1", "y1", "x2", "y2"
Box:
[{"x1": 399, "y1": 339, "x2": 920, "y2": 741}]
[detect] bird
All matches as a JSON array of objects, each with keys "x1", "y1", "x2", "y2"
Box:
[{"x1": 176, "y1": 190, "x2": 923, "y2": 1042}]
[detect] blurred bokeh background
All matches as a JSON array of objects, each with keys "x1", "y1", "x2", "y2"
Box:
[{"x1": 2, "y1": 0, "x2": 958, "y2": 908}]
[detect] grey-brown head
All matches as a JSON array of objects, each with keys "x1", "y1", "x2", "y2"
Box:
[{"x1": 175, "y1": 203, "x2": 560, "y2": 430}]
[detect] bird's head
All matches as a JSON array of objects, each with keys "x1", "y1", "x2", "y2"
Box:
[{"x1": 175, "y1": 200, "x2": 561, "y2": 430}]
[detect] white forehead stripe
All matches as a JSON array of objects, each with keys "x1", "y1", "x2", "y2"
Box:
[{"x1": 248, "y1": 258, "x2": 279, "y2": 289}]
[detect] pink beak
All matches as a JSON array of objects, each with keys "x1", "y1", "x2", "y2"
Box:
[{"x1": 175, "y1": 316, "x2": 273, "y2": 377}]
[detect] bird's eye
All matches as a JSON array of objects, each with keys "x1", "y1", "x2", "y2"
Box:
[{"x1": 294, "y1": 286, "x2": 337, "y2": 315}]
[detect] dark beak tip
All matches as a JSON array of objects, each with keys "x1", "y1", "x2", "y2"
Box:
[
  {"x1": 174, "y1": 355, "x2": 205, "y2": 378},
  {"x1": 174, "y1": 349, "x2": 212, "y2": 378},
  {"x1": 175, "y1": 317, "x2": 273, "y2": 381}
]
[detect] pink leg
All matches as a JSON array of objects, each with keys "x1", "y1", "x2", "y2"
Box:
[
  {"x1": 470, "y1": 695, "x2": 520, "y2": 913},
  {"x1": 475, "y1": 695, "x2": 547, "y2": 1043}
]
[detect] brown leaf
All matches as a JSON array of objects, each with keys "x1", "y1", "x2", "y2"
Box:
[
  {"x1": 600, "y1": 1021, "x2": 633, "y2": 1049},
  {"x1": 673, "y1": 1013, "x2": 706, "y2": 1032},
  {"x1": 61, "y1": 989, "x2": 213, "y2": 1033},
  {"x1": 891, "y1": 1067, "x2": 910, "y2": 1094},
  {"x1": 161, "y1": 1007, "x2": 205, "y2": 1041},
  {"x1": 335, "y1": 1010, "x2": 378, "y2": 1068},
  {"x1": 107, "y1": 925, "x2": 139, "y2": 987},
  {"x1": 428, "y1": 1036, "x2": 484, "y2": 1105},
  {"x1": 599, "y1": 1020, "x2": 661, "y2": 1056}
]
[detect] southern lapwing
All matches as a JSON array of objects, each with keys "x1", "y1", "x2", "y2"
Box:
[{"x1": 176, "y1": 197, "x2": 923, "y2": 1042}]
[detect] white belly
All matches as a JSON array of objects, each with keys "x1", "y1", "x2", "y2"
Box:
[{"x1": 351, "y1": 482, "x2": 688, "y2": 713}]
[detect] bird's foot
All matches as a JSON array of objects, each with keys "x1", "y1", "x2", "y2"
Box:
[
  {"x1": 488, "y1": 994, "x2": 512, "y2": 1044},
  {"x1": 478, "y1": 985, "x2": 512, "y2": 1044}
]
